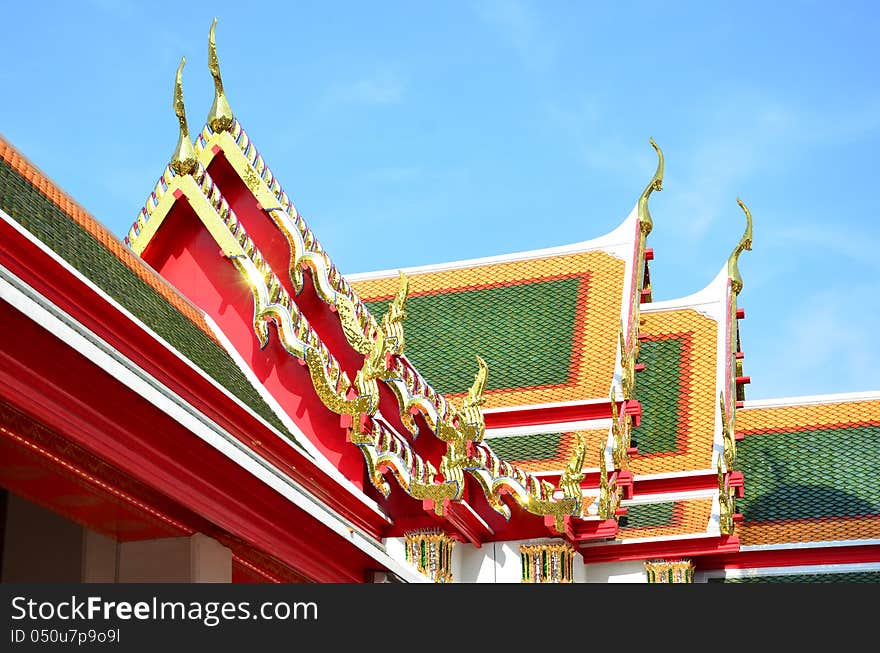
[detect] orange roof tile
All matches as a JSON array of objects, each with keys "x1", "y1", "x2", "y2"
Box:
[
  {"x1": 735, "y1": 396, "x2": 880, "y2": 546},
  {"x1": 486, "y1": 428, "x2": 608, "y2": 473},
  {"x1": 617, "y1": 497, "x2": 714, "y2": 540}
]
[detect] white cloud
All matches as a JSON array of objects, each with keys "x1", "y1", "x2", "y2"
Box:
[
  {"x1": 474, "y1": 0, "x2": 555, "y2": 71},
  {"x1": 751, "y1": 284, "x2": 880, "y2": 397},
  {"x1": 325, "y1": 69, "x2": 406, "y2": 106}
]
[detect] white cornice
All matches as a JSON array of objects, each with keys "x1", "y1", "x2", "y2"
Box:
[{"x1": 347, "y1": 207, "x2": 639, "y2": 280}]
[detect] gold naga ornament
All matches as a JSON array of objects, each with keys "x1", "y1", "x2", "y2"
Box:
[
  {"x1": 348, "y1": 418, "x2": 460, "y2": 512},
  {"x1": 207, "y1": 18, "x2": 234, "y2": 133},
  {"x1": 381, "y1": 271, "x2": 408, "y2": 357},
  {"x1": 718, "y1": 467, "x2": 735, "y2": 536},
  {"x1": 727, "y1": 198, "x2": 753, "y2": 297},
  {"x1": 230, "y1": 241, "x2": 380, "y2": 419},
  {"x1": 618, "y1": 319, "x2": 640, "y2": 401},
  {"x1": 637, "y1": 138, "x2": 664, "y2": 237},
  {"x1": 456, "y1": 355, "x2": 488, "y2": 443},
  {"x1": 558, "y1": 432, "x2": 587, "y2": 501},
  {"x1": 719, "y1": 391, "x2": 736, "y2": 471},
  {"x1": 610, "y1": 388, "x2": 632, "y2": 470},
  {"x1": 436, "y1": 356, "x2": 489, "y2": 505},
  {"x1": 492, "y1": 431, "x2": 589, "y2": 534},
  {"x1": 632, "y1": 139, "x2": 663, "y2": 316},
  {"x1": 169, "y1": 57, "x2": 198, "y2": 176},
  {"x1": 597, "y1": 443, "x2": 621, "y2": 520}
]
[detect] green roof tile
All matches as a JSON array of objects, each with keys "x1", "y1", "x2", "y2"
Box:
[
  {"x1": 366, "y1": 278, "x2": 581, "y2": 396},
  {"x1": 738, "y1": 425, "x2": 880, "y2": 522},
  {"x1": 620, "y1": 501, "x2": 676, "y2": 528},
  {"x1": 632, "y1": 338, "x2": 684, "y2": 455},
  {"x1": 488, "y1": 433, "x2": 563, "y2": 461}
]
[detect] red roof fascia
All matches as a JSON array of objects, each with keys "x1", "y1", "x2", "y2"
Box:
[{"x1": 579, "y1": 535, "x2": 740, "y2": 564}]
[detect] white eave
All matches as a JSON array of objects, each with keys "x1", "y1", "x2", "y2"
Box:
[
  {"x1": 640, "y1": 264, "x2": 728, "y2": 320},
  {"x1": 742, "y1": 389, "x2": 880, "y2": 409},
  {"x1": 347, "y1": 206, "x2": 640, "y2": 281}
]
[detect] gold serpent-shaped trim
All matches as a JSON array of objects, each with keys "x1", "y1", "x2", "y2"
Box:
[
  {"x1": 182, "y1": 108, "x2": 619, "y2": 530},
  {"x1": 207, "y1": 18, "x2": 234, "y2": 133},
  {"x1": 637, "y1": 138, "x2": 664, "y2": 236},
  {"x1": 727, "y1": 198, "x2": 753, "y2": 296},
  {"x1": 196, "y1": 119, "x2": 379, "y2": 355},
  {"x1": 265, "y1": 205, "x2": 377, "y2": 354},
  {"x1": 170, "y1": 57, "x2": 198, "y2": 177},
  {"x1": 350, "y1": 418, "x2": 461, "y2": 511}
]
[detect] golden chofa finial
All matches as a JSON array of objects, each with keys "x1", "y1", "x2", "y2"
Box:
[
  {"x1": 207, "y1": 18, "x2": 234, "y2": 133},
  {"x1": 170, "y1": 57, "x2": 198, "y2": 176},
  {"x1": 727, "y1": 198, "x2": 753, "y2": 296},
  {"x1": 637, "y1": 138, "x2": 664, "y2": 236}
]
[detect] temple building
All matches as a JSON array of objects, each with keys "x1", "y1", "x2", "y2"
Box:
[{"x1": 0, "y1": 23, "x2": 877, "y2": 584}]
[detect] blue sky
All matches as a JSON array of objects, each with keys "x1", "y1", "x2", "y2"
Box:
[{"x1": 2, "y1": 1, "x2": 878, "y2": 400}]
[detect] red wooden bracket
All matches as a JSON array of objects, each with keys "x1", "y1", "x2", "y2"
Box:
[
  {"x1": 624, "y1": 400, "x2": 642, "y2": 427},
  {"x1": 616, "y1": 470, "x2": 634, "y2": 499},
  {"x1": 736, "y1": 308, "x2": 745, "y2": 319},
  {"x1": 644, "y1": 248, "x2": 655, "y2": 261}
]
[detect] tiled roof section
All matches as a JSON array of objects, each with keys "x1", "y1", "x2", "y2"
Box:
[
  {"x1": 736, "y1": 399, "x2": 880, "y2": 433},
  {"x1": 734, "y1": 399, "x2": 880, "y2": 546},
  {"x1": 0, "y1": 137, "x2": 213, "y2": 338},
  {"x1": 486, "y1": 428, "x2": 607, "y2": 473},
  {"x1": 617, "y1": 498, "x2": 714, "y2": 540},
  {"x1": 710, "y1": 571, "x2": 880, "y2": 583},
  {"x1": 351, "y1": 251, "x2": 626, "y2": 409},
  {"x1": 0, "y1": 138, "x2": 291, "y2": 438},
  {"x1": 629, "y1": 308, "x2": 718, "y2": 475}
]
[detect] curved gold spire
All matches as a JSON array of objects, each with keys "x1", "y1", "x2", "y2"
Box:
[
  {"x1": 637, "y1": 138, "x2": 664, "y2": 236},
  {"x1": 727, "y1": 198, "x2": 753, "y2": 295},
  {"x1": 170, "y1": 57, "x2": 198, "y2": 176},
  {"x1": 462, "y1": 356, "x2": 488, "y2": 411},
  {"x1": 207, "y1": 17, "x2": 234, "y2": 133}
]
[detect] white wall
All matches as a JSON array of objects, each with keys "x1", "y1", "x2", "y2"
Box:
[{"x1": 582, "y1": 560, "x2": 648, "y2": 583}]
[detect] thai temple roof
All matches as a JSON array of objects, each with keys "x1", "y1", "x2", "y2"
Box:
[{"x1": 0, "y1": 18, "x2": 877, "y2": 585}]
